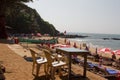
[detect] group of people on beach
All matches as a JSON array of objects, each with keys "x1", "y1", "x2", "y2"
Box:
[{"x1": 67, "y1": 39, "x2": 120, "y2": 69}]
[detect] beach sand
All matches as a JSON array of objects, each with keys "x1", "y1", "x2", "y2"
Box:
[
  {"x1": 0, "y1": 43, "x2": 34, "y2": 80},
  {"x1": 0, "y1": 38, "x2": 108, "y2": 80}
]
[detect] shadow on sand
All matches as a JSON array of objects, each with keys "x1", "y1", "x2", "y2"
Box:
[
  {"x1": 0, "y1": 39, "x2": 9, "y2": 44},
  {"x1": 23, "y1": 56, "x2": 43, "y2": 62},
  {"x1": 33, "y1": 74, "x2": 90, "y2": 80},
  {"x1": 23, "y1": 56, "x2": 33, "y2": 62}
]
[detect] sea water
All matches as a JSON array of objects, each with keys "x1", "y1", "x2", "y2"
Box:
[{"x1": 67, "y1": 32, "x2": 120, "y2": 50}]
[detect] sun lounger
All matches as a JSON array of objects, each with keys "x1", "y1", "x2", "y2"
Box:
[
  {"x1": 86, "y1": 63, "x2": 99, "y2": 71},
  {"x1": 72, "y1": 57, "x2": 81, "y2": 64},
  {"x1": 94, "y1": 65, "x2": 119, "y2": 76},
  {"x1": 88, "y1": 63, "x2": 98, "y2": 68},
  {"x1": 79, "y1": 60, "x2": 98, "y2": 71},
  {"x1": 106, "y1": 68, "x2": 118, "y2": 75},
  {"x1": 94, "y1": 66, "x2": 107, "y2": 75},
  {"x1": 103, "y1": 69, "x2": 119, "y2": 80}
]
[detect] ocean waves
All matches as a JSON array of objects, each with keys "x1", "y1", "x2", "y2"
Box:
[{"x1": 68, "y1": 33, "x2": 120, "y2": 50}]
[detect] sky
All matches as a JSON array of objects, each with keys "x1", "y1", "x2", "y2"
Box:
[{"x1": 26, "y1": 0, "x2": 120, "y2": 34}]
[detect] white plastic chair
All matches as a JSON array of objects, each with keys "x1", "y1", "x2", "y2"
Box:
[
  {"x1": 29, "y1": 48, "x2": 47, "y2": 76},
  {"x1": 43, "y1": 49, "x2": 67, "y2": 80}
]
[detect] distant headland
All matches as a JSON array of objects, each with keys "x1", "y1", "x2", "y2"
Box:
[{"x1": 60, "y1": 34, "x2": 89, "y2": 38}]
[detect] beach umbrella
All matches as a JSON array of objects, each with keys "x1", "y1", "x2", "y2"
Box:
[
  {"x1": 51, "y1": 43, "x2": 62, "y2": 48},
  {"x1": 97, "y1": 48, "x2": 113, "y2": 54},
  {"x1": 52, "y1": 43, "x2": 62, "y2": 47},
  {"x1": 98, "y1": 48, "x2": 113, "y2": 58},
  {"x1": 98, "y1": 48, "x2": 112, "y2": 53},
  {"x1": 36, "y1": 33, "x2": 42, "y2": 37},
  {"x1": 113, "y1": 50, "x2": 120, "y2": 55},
  {"x1": 59, "y1": 44, "x2": 71, "y2": 48},
  {"x1": 51, "y1": 43, "x2": 70, "y2": 48}
]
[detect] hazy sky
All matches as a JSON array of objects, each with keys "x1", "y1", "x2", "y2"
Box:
[{"x1": 26, "y1": 0, "x2": 120, "y2": 34}]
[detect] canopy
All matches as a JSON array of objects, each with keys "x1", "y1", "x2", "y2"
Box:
[
  {"x1": 113, "y1": 50, "x2": 120, "y2": 55},
  {"x1": 98, "y1": 48, "x2": 113, "y2": 58},
  {"x1": 98, "y1": 48, "x2": 112, "y2": 53}
]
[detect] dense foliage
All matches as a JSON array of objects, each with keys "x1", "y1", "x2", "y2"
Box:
[
  {"x1": 6, "y1": 3, "x2": 59, "y2": 36},
  {"x1": 0, "y1": 0, "x2": 34, "y2": 39}
]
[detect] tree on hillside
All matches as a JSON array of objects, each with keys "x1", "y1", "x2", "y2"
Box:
[
  {"x1": 0, "y1": 0, "x2": 33, "y2": 39},
  {"x1": 6, "y1": 3, "x2": 59, "y2": 36}
]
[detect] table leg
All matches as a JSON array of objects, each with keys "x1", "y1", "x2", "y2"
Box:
[
  {"x1": 83, "y1": 54, "x2": 87, "y2": 77},
  {"x1": 68, "y1": 53, "x2": 71, "y2": 80}
]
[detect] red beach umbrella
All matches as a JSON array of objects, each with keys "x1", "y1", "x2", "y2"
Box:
[
  {"x1": 98, "y1": 48, "x2": 113, "y2": 58},
  {"x1": 98, "y1": 48, "x2": 112, "y2": 53},
  {"x1": 113, "y1": 50, "x2": 120, "y2": 55},
  {"x1": 36, "y1": 33, "x2": 42, "y2": 37},
  {"x1": 51, "y1": 43, "x2": 62, "y2": 49},
  {"x1": 51, "y1": 44, "x2": 70, "y2": 48},
  {"x1": 60, "y1": 45, "x2": 71, "y2": 48}
]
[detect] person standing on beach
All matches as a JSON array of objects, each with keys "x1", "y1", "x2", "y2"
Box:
[
  {"x1": 99, "y1": 56, "x2": 103, "y2": 66},
  {"x1": 71, "y1": 42, "x2": 80, "y2": 64},
  {"x1": 64, "y1": 38, "x2": 67, "y2": 44},
  {"x1": 94, "y1": 47, "x2": 100, "y2": 61},
  {"x1": 85, "y1": 45, "x2": 89, "y2": 51},
  {"x1": 85, "y1": 45, "x2": 90, "y2": 55},
  {"x1": 112, "y1": 52, "x2": 116, "y2": 61},
  {"x1": 73, "y1": 42, "x2": 77, "y2": 48},
  {"x1": 80, "y1": 44, "x2": 82, "y2": 49}
]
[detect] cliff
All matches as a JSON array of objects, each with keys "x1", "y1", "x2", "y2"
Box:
[{"x1": 5, "y1": 3, "x2": 59, "y2": 36}]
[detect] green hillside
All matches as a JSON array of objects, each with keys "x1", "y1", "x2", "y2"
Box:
[{"x1": 6, "y1": 3, "x2": 59, "y2": 36}]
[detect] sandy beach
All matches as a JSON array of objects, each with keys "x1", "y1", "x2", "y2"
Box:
[
  {"x1": 0, "y1": 38, "x2": 114, "y2": 80},
  {"x1": 0, "y1": 43, "x2": 34, "y2": 80}
]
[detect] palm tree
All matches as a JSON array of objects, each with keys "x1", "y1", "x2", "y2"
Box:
[{"x1": 0, "y1": 0, "x2": 33, "y2": 39}]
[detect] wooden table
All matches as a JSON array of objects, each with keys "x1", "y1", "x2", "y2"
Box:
[{"x1": 56, "y1": 47, "x2": 89, "y2": 80}]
